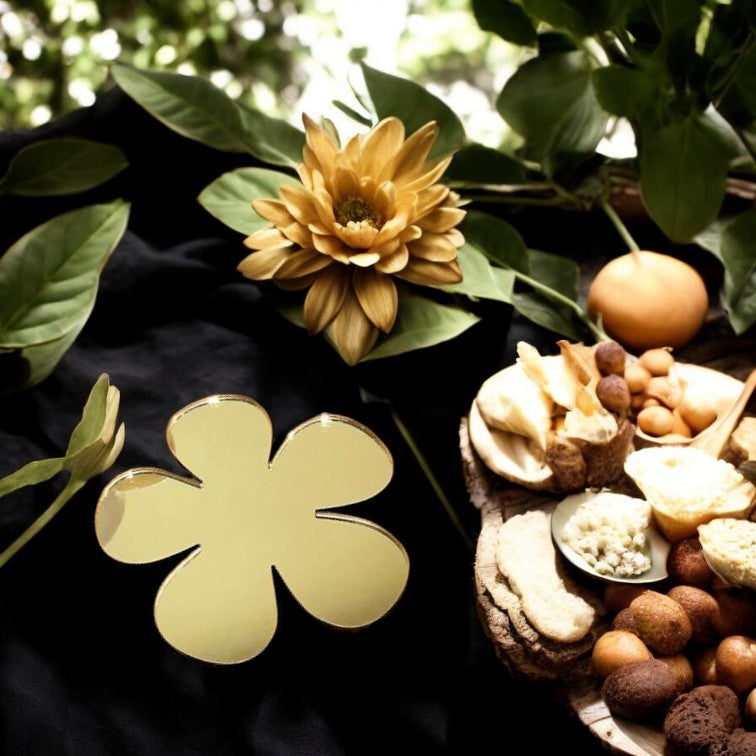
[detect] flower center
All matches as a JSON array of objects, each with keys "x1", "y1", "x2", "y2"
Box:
[{"x1": 334, "y1": 196, "x2": 381, "y2": 228}]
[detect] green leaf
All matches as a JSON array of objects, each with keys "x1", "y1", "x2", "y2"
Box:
[
  {"x1": 592, "y1": 65, "x2": 659, "y2": 119},
  {"x1": 718, "y1": 208, "x2": 756, "y2": 333},
  {"x1": 332, "y1": 99, "x2": 373, "y2": 127},
  {"x1": 472, "y1": 0, "x2": 537, "y2": 46},
  {"x1": 460, "y1": 210, "x2": 529, "y2": 273},
  {"x1": 111, "y1": 63, "x2": 303, "y2": 167},
  {"x1": 17, "y1": 326, "x2": 82, "y2": 389},
  {"x1": 522, "y1": 0, "x2": 630, "y2": 37},
  {"x1": 444, "y1": 142, "x2": 528, "y2": 185},
  {"x1": 0, "y1": 200, "x2": 130, "y2": 348},
  {"x1": 441, "y1": 243, "x2": 514, "y2": 303},
  {"x1": 0, "y1": 457, "x2": 65, "y2": 498},
  {"x1": 198, "y1": 167, "x2": 302, "y2": 234},
  {"x1": 512, "y1": 291, "x2": 582, "y2": 339},
  {"x1": 496, "y1": 50, "x2": 608, "y2": 173},
  {"x1": 639, "y1": 115, "x2": 734, "y2": 242},
  {"x1": 361, "y1": 294, "x2": 480, "y2": 361},
  {"x1": 360, "y1": 63, "x2": 466, "y2": 160},
  {"x1": 527, "y1": 248, "x2": 579, "y2": 299},
  {"x1": 0, "y1": 138, "x2": 128, "y2": 197}
]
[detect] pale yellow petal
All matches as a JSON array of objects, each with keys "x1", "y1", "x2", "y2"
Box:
[
  {"x1": 251, "y1": 198, "x2": 296, "y2": 228},
  {"x1": 402, "y1": 155, "x2": 453, "y2": 194},
  {"x1": 354, "y1": 268, "x2": 398, "y2": 333},
  {"x1": 303, "y1": 113, "x2": 339, "y2": 173},
  {"x1": 331, "y1": 166, "x2": 362, "y2": 203},
  {"x1": 417, "y1": 205, "x2": 466, "y2": 233},
  {"x1": 312, "y1": 233, "x2": 352, "y2": 263},
  {"x1": 274, "y1": 274, "x2": 317, "y2": 291},
  {"x1": 399, "y1": 225, "x2": 423, "y2": 243},
  {"x1": 387, "y1": 121, "x2": 438, "y2": 181},
  {"x1": 374, "y1": 244, "x2": 409, "y2": 274},
  {"x1": 335, "y1": 222, "x2": 379, "y2": 249},
  {"x1": 303, "y1": 264, "x2": 350, "y2": 333},
  {"x1": 238, "y1": 247, "x2": 291, "y2": 280},
  {"x1": 395, "y1": 258, "x2": 462, "y2": 286},
  {"x1": 414, "y1": 184, "x2": 450, "y2": 217},
  {"x1": 348, "y1": 251, "x2": 382, "y2": 267},
  {"x1": 407, "y1": 232, "x2": 459, "y2": 262},
  {"x1": 274, "y1": 248, "x2": 333, "y2": 280},
  {"x1": 374, "y1": 203, "x2": 415, "y2": 246},
  {"x1": 372, "y1": 181, "x2": 397, "y2": 218},
  {"x1": 359, "y1": 118, "x2": 405, "y2": 178},
  {"x1": 278, "y1": 185, "x2": 320, "y2": 227},
  {"x1": 325, "y1": 288, "x2": 379, "y2": 365},
  {"x1": 243, "y1": 227, "x2": 292, "y2": 251},
  {"x1": 280, "y1": 220, "x2": 312, "y2": 248}
]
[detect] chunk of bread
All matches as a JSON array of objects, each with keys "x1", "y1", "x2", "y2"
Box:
[
  {"x1": 698, "y1": 518, "x2": 756, "y2": 589},
  {"x1": 496, "y1": 509, "x2": 596, "y2": 643},
  {"x1": 624, "y1": 446, "x2": 756, "y2": 542}
]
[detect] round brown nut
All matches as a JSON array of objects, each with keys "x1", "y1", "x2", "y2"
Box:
[
  {"x1": 601, "y1": 659, "x2": 681, "y2": 721},
  {"x1": 715, "y1": 635, "x2": 756, "y2": 694},
  {"x1": 666, "y1": 538, "x2": 715, "y2": 588},
  {"x1": 592, "y1": 630, "x2": 653, "y2": 678},
  {"x1": 611, "y1": 607, "x2": 638, "y2": 634},
  {"x1": 693, "y1": 647, "x2": 719, "y2": 685},
  {"x1": 646, "y1": 375, "x2": 681, "y2": 408},
  {"x1": 713, "y1": 591, "x2": 756, "y2": 638},
  {"x1": 604, "y1": 584, "x2": 650, "y2": 613},
  {"x1": 670, "y1": 408, "x2": 693, "y2": 438},
  {"x1": 630, "y1": 590, "x2": 693, "y2": 655},
  {"x1": 596, "y1": 374, "x2": 631, "y2": 414},
  {"x1": 745, "y1": 687, "x2": 756, "y2": 727},
  {"x1": 595, "y1": 341, "x2": 627, "y2": 376},
  {"x1": 625, "y1": 362, "x2": 652, "y2": 394},
  {"x1": 657, "y1": 654, "x2": 694, "y2": 692},
  {"x1": 637, "y1": 404, "x2": 675, "y2": 436},
  {"x1": 639, "y1": 347, "x2": 675, "y2": 376},
  {"x1": 678, "y1": 393, "x2": 718, "y2": 434},
  {"x1": 667, "y1": 585, "x2": 719, "y2": 645}
]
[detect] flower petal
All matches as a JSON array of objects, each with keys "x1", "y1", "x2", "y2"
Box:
[
  {"x1": 275, "y1": 248, "x2": 334, "y2": 280},
  {"x1": 252, "y1": 198, "x2": 296, "y2": 228},
  {"x1": 302, "y1": 113, "x2": 339, "y2": 175},
  {"x1": 335, "y1": 222, "x2": 379, "y2": 249},
  {"x1": 402, "y1": 155, "x2": 453, "y2": 194},
  {"x1": 243, "y1": 227, "x2": 292, "y2": 252},
  {"x1": 155, "y1": 549, "x2": 279, "y2": 664},
  {"x1": 414, "y1": 184, "x2": 449, "y2": 218},
  {"x1": 390, "y1": 121, "x2": 439, "y2": 179},
  {"x1": 395, "y1": 258, "x2": 463, "y2": 286},
  {"x1": 348, "y1": 251, "x2": 381, "y2": 267},
  {"x1": 238, "y1": 247, "x2": 291, "y2": 280},
  {"x1": 303, "y1": 264, "x2": 350, "y2": 333},
  {"x1": 353, "y1": 268, "x2": 398, "y2": 332},
  {"x1": 312, "y1": 232, "x2": 352, "y2": 264},
  {"x1": 325, "y1": 289, "x2": 379, "y2": 364},
  {"x1": 407, "y1": 232, "x2": 460, "y2": 262},
  {"x1": 374, "y1": 244, "x2": 409, "y2": 274},
  {"x1": 359, "y1": 117, "x2": 405, "y2": 178},
  {"x1": 95, "y1": 470, "x2": 202, "y2": 564},
  {"x1": 417, "y1": 206, "x2": 467, "y2": 233}
]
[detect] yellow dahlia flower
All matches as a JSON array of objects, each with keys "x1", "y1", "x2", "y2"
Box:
[{"x1": 238, "y1": 115, "x2": 466, "y2": 364}]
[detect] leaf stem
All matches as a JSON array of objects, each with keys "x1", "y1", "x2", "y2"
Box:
[
  {"x1": 600, "y1": 197, "x2": 640, "y2": 253},
  {"x1": 0, "y1": 476, "x2": 85, "y2": 568},
  {"x1": 390, "y1": 408, "x2": 474, "y2": 552}
]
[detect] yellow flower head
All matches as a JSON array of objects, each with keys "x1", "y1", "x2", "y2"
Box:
[
  {"x1": 95, "y1": 395, "x2": 409, "y2": 664},
  {"x1": 239, "y1": 115, "x2": 466, "y2": 364}
]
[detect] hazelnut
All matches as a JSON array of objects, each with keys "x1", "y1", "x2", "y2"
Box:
[
  {"x1": 678, "y1": 393, "x2": 718, "y2": 434},
  {"x1": 657, "y1": 654, "x2": 694, "y2": 692},
  {"x1": 639, "y1": 347, "x2": 674, "y2": 376},
  {"x1": 715, "y1": 635, "x2": 756, "y2": 694},
  {"x1": 666, "y1": 538, "x2": 714, "y2": 588},
  {"x1": 692, "y1": 647, "x2": 719, "y2": 685},
  {"x1": 745, "y1": 688, "x2": 756, "y2": 728},
  {"x1": 625, "y1": 362, "x2": 652, "y2": 394},
  {"x1": 611, "y1": 607, "x2": 638, "y2": 634},
  {"x1": 592, "y1": 630, "x2": 653, "y2": 678},
  {"x1": 670, "y1": 408, "x2": 693, "y2": 438},
  {"x1": 601, "y1": 659, "x2": 680, "y2": 721},
  {"x1": 667, "y1": 585, "x2": 719, "y2": 644},
  {"x1": 637, "y1": 405, "x2": 675, "y2": 436},
  {"x1": 630, "y1": 590, "x2": 692, "y2": 655},
  {"x1": 713, "y1": 591, "x2": 756, "y2": 638},
  {"x1": 595, "y1": 341, "x2": 627, "y2": 376},
  {"x1": 596, "y1": 374, "x2": 631, "y2": 414},
  {"x1": 604, "y1": 584, "x2": 650, "y2": 613}
]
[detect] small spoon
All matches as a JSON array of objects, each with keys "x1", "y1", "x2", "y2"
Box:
[{"x1": 691, "y1": 368, "x2": 756, "y2": 458}]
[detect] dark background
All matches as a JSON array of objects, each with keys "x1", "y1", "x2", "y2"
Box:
[{"x1": 0, "y1": 88, "x2": 670, "y2": 755}]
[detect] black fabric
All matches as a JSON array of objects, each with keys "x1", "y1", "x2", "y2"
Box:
[{"x1": 0, "y1": 89, "x2": 611, "y2": 755}]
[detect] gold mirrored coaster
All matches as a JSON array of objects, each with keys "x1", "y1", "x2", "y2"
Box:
[{"x1": 95, "y1": 395, "x2": 409, "y2": 664}]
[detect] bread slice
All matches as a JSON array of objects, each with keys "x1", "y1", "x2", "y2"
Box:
[
  {"x1": 698, "y1": 518, "x2": 756, "y2": 589},
  {"x1": 624, "y1": 446, "x2": 756, "y2": 542}
]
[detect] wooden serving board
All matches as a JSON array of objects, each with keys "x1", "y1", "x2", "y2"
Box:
[{"x1": 461, "y1": 316, "x2": 756, "y2": 756}]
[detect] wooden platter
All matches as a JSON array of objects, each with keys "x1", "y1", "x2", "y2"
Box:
[{"x1": 460, "y1": 329, "x2": 756, "y2": 756}]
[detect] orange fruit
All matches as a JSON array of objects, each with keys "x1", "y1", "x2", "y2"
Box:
[{"x1": 587, "y1": 251, "x2": 708, "y2": 352}]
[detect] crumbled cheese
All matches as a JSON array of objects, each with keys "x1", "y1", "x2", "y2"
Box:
[{"x1": 561, "y1": 491, "x2": 652, "y2": 578}]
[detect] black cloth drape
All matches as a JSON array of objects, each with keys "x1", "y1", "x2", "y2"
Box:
[{"x1": 0, "y1": 88, "x2": 616, "y2": 755}]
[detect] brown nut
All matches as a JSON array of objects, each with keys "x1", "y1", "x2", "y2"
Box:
[
  {"x1": 601, "y1": 659, "x2": 681, "y2": 721},
  {"x1": 670, "y1": 408, "x2": 693, "y2": 438},
  {"x1": 692, "y1": 647, "x2": 719, "y2": 685},
  {"x1": 667, "y1": 585, "x2": 719, "y2": 644},
  {"x1": 591, "y1": 629, "x2": 653, "y2": 678},
  {"x1": 745, "y1": 688, "x2": 756, "y2": 728},
  {"x1": 630, "y1": 590, "x2": 693, "y2": 655},
  {"x1": 657, "y1": 654, "x2": 694, "y2": 692},
  {"x1": 637, "y1": 405, "x2": 675, "y2": 436},
  {"x1": 595, "y1": 341, "x2": 627, "y2": 376},
  {"x1": 713, "y1": 591, "x2": 756, "y2": 638},
  {"x1": 596, "y1": 374, "x2": 631, "y2": 414},
  {"x1": 678, "y1": 393, "x2": 718, "y2": 435},
  {"x1": 646, "y1": 375, "x2": 681, "y2": 408},
  {"x1": 625, "y1": 362, "x2": 652, "y2": 394},
  {"x1": 639, "y1": 347, "x2": 674, "y2": 376},
  {"x1": 715, "y1": 635, "x2": 756, "y2": 694},
  {"x1": 604, "y1": 584, "x2": 650, "y2": 613},
  {"x1": 611, "y1": 607, "x2": 638, "y2": 634},
  {"x1": 666, "y1": 538, "x2": 715, "y2": 588}
]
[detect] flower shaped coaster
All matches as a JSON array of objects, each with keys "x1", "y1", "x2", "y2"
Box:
[{"x1": 95, "y1": 395, "x2": 409, "y2": 664}]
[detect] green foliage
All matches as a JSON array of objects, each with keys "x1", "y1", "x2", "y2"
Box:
[
  {"x1": 0, "y1": 138, "x2": 128, "y2": 196},
  {"x1": 0, "y1": 200, "x2": 130, "y2": 387}
]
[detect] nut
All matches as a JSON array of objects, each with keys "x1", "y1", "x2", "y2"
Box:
[
  {"x1": 596, "y1": 374, "x2": 631, "y2": 414},
  {"x1": 595, "y1": 341, "x2": 627, "y2": 376}
]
